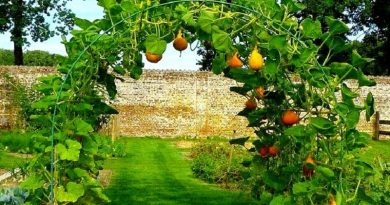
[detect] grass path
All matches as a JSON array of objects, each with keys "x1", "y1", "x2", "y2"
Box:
[{"x1": 104, "y1": 138, "x2": 258, "y2": 205}]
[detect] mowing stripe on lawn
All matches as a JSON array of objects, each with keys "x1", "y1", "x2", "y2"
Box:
[{"x1": 104, "y1": 138, "x2": 259, "y2": 205}]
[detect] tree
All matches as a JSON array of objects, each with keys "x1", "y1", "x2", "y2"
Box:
[
  {"x1": 297, "y1": 0, "x2": 374, "y2": 34},
  {"x1": 0, "y1": 0, "x2": 74, "y2": 65},
  {"x1": 196, "y1": 41, "x2": 215, "y2": 71},
  {"x1": 297, "y1": 0, "x2": 390, "y2": 75},
  {"x1": 197, "y1": 0, "x2": 376, "y2": 71},
  {"x1": 354, "y1": 0, "x2": 390, "y2": 75}
]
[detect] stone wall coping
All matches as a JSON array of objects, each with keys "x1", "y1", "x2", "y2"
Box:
[{"x1": 0, "y1": 66, "x2": 388, "y2": 80}]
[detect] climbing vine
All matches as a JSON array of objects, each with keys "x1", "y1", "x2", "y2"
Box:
[{"x1": 19, "y1": 0, "x2": 389, "y2": 204}]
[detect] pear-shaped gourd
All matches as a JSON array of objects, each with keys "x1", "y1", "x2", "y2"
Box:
[
  {"x1": 173, "y1": 30, "x2": 188, "y2": 51},
  {"x1": 145, "y1": 52, "x2": 162, "y2": 63},
  {"x1": 227, "y1": 52, "x2": 243, "y2": 68},
  {"x1": 248, "y1": 46, "x2": 264, "y2": 70}
]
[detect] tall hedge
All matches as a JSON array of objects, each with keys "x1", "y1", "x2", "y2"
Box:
[{"x1": 0, "y1": 49, "x2": 65, "y2": 66}]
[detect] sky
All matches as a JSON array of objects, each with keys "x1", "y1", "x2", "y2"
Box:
[{"x1": 0, "y1": 0, "x2": 201, "y2": 70}]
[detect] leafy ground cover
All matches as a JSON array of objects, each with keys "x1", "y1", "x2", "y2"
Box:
[{"x1": 103, "y1": 137, "x2": 258, "y2": 205}]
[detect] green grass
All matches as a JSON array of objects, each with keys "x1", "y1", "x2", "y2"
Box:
[
  {"x1": 0, "y1": 151, "x2": 28, "y2": 170},
  {"x1": 104, "y1": 138, "x2": 259, "y2": 205},
  {"x1": 358, "y1": 139, "x2": 390, "y2": 162}
]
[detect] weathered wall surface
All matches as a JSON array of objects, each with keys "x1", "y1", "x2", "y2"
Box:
[
  {"x1": 111, "y1": 71, "x2": 253, "y2": 137},
  {"x1": 1, "y1": 66, "x2": 389, "y2": 138},
  {"x1": 0, "y1": 66, "x2": 55, "y2": 128}
]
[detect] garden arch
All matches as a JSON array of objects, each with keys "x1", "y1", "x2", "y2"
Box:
[{"x1": 22, "y1": 0, "x2": 380, "y2": 204}]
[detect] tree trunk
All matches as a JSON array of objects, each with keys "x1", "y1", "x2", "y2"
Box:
[{"x1": 11, "y1": 0, "x2": 24, "y2": 65}]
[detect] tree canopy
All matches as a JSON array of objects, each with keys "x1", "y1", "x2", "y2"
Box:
[
  {"x1": 196, "y1": 0, "x2": 389, "y2": 75},
  {"x1": 0, "y1": 0, "x2": 74, "y2": 65}
]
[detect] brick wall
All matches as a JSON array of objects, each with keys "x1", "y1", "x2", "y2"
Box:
[{"x1": 1, "y1": 66, "x2": 389, "y2": 138}]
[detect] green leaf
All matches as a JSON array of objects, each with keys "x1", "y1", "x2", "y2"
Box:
[
  {"x1": 94, "y1": 101, "x2": 119, "y2": 115},
  {"x1": 292, "y1": 46, "x2": 317, "y2": 67},
  {"x1": 316, "y1": 166, "x2": 335, "y2": 179},
  {"x1": 91, "y1": 187, "x2": 111, "y2": 202},
  {"x1": 229, "y1": 137, "x2": 249, "y2": 146},
  {"x1": 324, "y1": 36, "x2": 349, "y2": 54},
  {"x1": 284, "y1": 125, "x2": 306, "y2": 137},
  {"x1": 263, "y1": 171, "x2": 289, "y2": 191},
  {"x1": 121, "y1": 0, "x2": 138, "y2": 13},
  {"x1": 98, "y1": 0, "x2": 116, "y2": 9},
  {"x1": 212, "y1": 53, "x2": 226, "y2": 75},
  {"x1": 73, "y1": 168, "x2": 89, "y2": 178},
  {"x1": 281, "y1": 0, "x2": 306, "y2": 12},
  {"x1": 301, "y1": 18, "x2": 322, "y2": 39},
  {"x1": 230, "y1": 85, "x2": 253, "y2": 96},
  {"x1": 73, "y1": 102, "x2": 93, "y2": 112},
  {"x1": 83, "y1": 136, "x2": 99, "y2": 155},
  {"x1": 365, "y1": 92, "x2": 375, "y2": 121},
  {"x1": 211, "y1": 27, "x2": 232, "y2": 52},
  {"x1": 74, "y1": 18, "x2": 93, "y2": 30},
  {"x1": 198, "y1": 11, "x2": 215, "y2": 33},
  {"x1": 310, "y1": 117, "x2": 335, "y2": 130},
  {"x1": 345, "y1": 109, "x2": 360, "y2": 129},
  {"x1": 325, "y1": 16, "x2": 349, "y2": 34},
  {"x1": 259, "y1": 192, "x2": 273, "y2": 204},
  {"x1": 292, "y1": 182, "x2": 312, "y2": 194},
  {"x1": 182, "y1": 12, "x2": 196, "y2": 26},
  {"x1": 56, "y1": 140, "x2": 82, "y2": 161},
  {"x1": 270, "y1": 195, "x2": 284, "y2": 205},
  {"x1": 57, "y1": 182, "x2": 85, "y2": 202},
  {"x1": 20, "y1": 175, "x2": 44, "y2": 191},
  {"x1": 130, "y1": 64, "x2": 143, "y2": 80},
  {"x1": 341, "y1": 84, "x2": 359, "y2": 98},
  {"x1": 352, "y1": 50, "x2": 374, "y2": 68},
  {"x1": 74, "y1": 118, "x2": 94, "y2": 136},
  {"x1": 357, "y1": 72, "x2": 376, "y2": 87},
  {"x1": 330, "y1": 62, "x2": 358, "y2": 81},
  {"x1": 228, "y1": 68, "x2": 257, "y2": 86},
  {"x1": 113, "y1": 65, "x2": 126, "y2": 75},
  {"x1": 263, "y1": 49, "x2": 280, "y2": 79},
  {"x1": 270, "y1": 195, "x2": 293, "y2": 205},
  {"x1": 308, "y1": 68, "x2": 329, "y2": 88},
  {"x1": 269, "y1": 35, "x2": 288, "y2": 53},
  {"x1": 109, "y1": 4, "x2": 122, "y2": 16},
  {"x1": 144, "y1": 34, "x2": 167, "y2": 55}
]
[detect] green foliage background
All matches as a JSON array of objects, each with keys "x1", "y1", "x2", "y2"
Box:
[{"x1": 0, "y1": 49, "x2": 65, "y2": 66}]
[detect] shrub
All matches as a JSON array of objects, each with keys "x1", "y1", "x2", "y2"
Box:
[
  {"x1": 0, "y1": 49, "x2": 14, "y2": 65},
  {"x1": 94, "y1": 135, "x2": 127, "y2": 158},
  {"x1": 24, "y1": 50, "x2": 65, "y2": 66},
  {"x1": 0, "y1": 49, "x2": 65, "y2": 66},
  {"x1": 190, "y1": 141, "x2": 251, "y2": 190},
  {"x1": 0, "y1": 131, "x2": 33, "y2": 153}
]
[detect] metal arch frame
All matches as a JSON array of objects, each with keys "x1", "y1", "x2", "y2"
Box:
[{"x1": 48, "y1": 0, "x2": 308, "y2": 203}]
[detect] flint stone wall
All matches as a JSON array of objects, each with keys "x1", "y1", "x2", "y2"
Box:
[{"x1": 1, "y1": 66, "x2": 389, "y2": 138}]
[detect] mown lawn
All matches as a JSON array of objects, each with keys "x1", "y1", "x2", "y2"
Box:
[
  {"x1": 358, "y1": 139, "x2": 390, "y2": 162},
  {"x1": 103, "y1": 138, "x2": 259, "y2": 205},
  {"x1": 0, "y1": 151, "x2": 28, "y2": 170}
]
